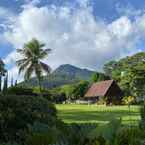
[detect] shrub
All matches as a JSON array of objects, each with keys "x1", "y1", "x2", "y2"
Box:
[
  {"x1": 6, "y1": 86, "x2": 36, "y2": 96},
  {"x1": 122, "y1": 96, "x2": 136, "y2": 105},
  {"x1": 115, "y1": 127, "x2": 145, "y2": 145},
  {"x1": 139, "y1": 105, "x2": 145, "y2": 130},
  {"x1": 26, "y1": 122, "x2": 62, "y2": 145},
  {"x1": 59, "y1": 123, "x2": 98, "y2": 145},
  {"x1": 0, "y1": 94, "x2": 57, "y2": 143}
]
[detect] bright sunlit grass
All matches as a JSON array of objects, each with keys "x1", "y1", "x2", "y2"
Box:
[{"x1": 56, "y1": 104, "x2": 141, "y2": 125}]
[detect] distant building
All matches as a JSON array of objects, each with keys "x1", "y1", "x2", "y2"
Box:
[{"x1": 84, "y1": 80, "x2": 123, "y2": 105}]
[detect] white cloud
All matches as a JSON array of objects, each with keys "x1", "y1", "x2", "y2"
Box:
[
  {"x1": 3, "y1": 3, "x2": 145, "y2": 82},
  {"x1": 21, "y1": 0, "x2": 41, "y2": 9},
  {"x1": 0, "y1": 6, "x2": 17, "y2": 48},
  {"x1": 4, "y1": 50, "x2": 20, "y2": 64},
  {"x1": 108, "y1": 16, "x2": 132, "y2": 38},
  {"x1": 76, "y1": 0, "x2": 90, "y2": 8}
]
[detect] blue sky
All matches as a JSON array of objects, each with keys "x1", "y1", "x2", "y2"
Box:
[{"x1": 0, "y1": 0, "x2": 145, "y2": 81}]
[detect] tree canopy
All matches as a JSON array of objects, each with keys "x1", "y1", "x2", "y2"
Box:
[{"x1": 103, "y1": 52, "x2": 145, "y2": 99}]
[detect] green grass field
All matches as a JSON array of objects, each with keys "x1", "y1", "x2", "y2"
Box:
[{"x1": 56, "y1": 104, "x2": 141, "y2": 125}]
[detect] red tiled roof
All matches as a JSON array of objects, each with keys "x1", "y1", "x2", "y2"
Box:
[{"x1": 85, "y1": 80, "x2": 114, "y2": 97}]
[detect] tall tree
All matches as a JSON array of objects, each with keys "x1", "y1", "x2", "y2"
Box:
[
  {"x1": 16, "y1": 38, "x2": 51, "y2": 93},
  {"x1": 0, "y1": 59, "x2": 6, "y2": 92}
]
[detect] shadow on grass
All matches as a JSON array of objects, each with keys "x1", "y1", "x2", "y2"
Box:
[{"x1": 58, "y1": 109, "x2": 140, "y2": 124}]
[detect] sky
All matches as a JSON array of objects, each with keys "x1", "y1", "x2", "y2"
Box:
[{"x1": 1, "y1": 0, "x2": 145, "y2": 82}]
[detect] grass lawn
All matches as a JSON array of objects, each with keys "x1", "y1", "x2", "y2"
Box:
[{"x1": 56, "y1": 104, "x2": 141, "y2": 125}]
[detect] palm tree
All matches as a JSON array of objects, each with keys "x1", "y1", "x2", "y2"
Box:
[
  {"x1": 16, "y1": 38, "x2": 51, "y2": 93},
  {"x1": 0, "y1": 59, "x2": 6, "y2": 92}
]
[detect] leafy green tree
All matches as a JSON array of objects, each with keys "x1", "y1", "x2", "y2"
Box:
[
  {"x1": 60, "y1": 81, "x2": 89, "y2": 100},
  {"x1": 120, "y1": 66, "x2": 145, "y2": 99},
  {"x1": 73, "y1": 81, "x2": 89, "y2": 99},
  {"x1": 103, "y1": 52, "x2": 145, "y2": 99},
  {"x1": 91, "y1": 72, "x2": 110, "y2": 83},
  {"x1": 91, "y1": 73, "x2": 99, "y2": 82},
  {"x1": 103, "y1": 60, "x2": 118, "y2": 77},
  {"x1": 129, "y1": 67, "x2": 145, "y2": 99},
  {"x1": 0, "y1": 59, "x2": 6, "y2": 92},
  {"x1": 60, "y1": 84, "x2": 75, "y2": 100},
  {"x1": 16, "y1": 38, "x2": 51, "y2": 93}
]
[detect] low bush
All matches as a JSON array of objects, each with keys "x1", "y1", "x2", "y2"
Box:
[
  {"x1": 6, "y1": 86, "x2": 37, "y2": 96},
  {"x1": 115, "y1": 127, "x2": 145, "y2": 145},
  {"x1": 53, "y1": 119, "x2": 145, "y2": 145},
  {"x1": 26, "y1": 122, "x2": 63, "y2": 145},
  {"x1": 139, "y1": 105, "x2": 145, "y2": 129},
  {"x1": 122, "y1": 96, "x2": 136, "y2": 105}
]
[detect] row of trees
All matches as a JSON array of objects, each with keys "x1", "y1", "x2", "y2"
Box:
[
  {"x1": 0, "y1": 38, "x2": 111, "y2": 99},
  {"x1": 1, "y1": 39, "x2": 145, "y2": 102}
]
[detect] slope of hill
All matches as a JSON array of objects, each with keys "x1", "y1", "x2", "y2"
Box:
[
  {"x1": 21, "y1": 64, "x2": 96, "y2": 89},
  {"x1": 53, "y1": 64, "x2": 95, "y2": 80}
]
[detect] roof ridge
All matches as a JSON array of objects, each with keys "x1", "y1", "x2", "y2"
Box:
[{"x1": 103, "y1": 80, "x2": 114, "y2": 95}]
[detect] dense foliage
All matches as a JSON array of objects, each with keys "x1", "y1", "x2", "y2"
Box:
[
  {"x1": 28, "y1": 119, "x2": 145, "y2": 145},
  {"x1": 60, "y1": 81, "x2": 89, "y2": 100},
  {"x1": 6, "y1": 86, "x2": 36, "y2": 96},
  {"x1": 91, "y1": 72, "x2": 110, "y2": 83},
  {"x1": 104, "y1": 52, "x2": 145, "y2": 101},
  {"x1": 140, "y1": 104, "x2": 145, "y2": 129},
  {"x1": 0, "y1": 94, "x2": 58, "y2": 143}
]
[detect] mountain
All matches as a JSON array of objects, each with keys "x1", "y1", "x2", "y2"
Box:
[
  {"x1": 21, "y1": 64, "x2": 96, "y2": 89},
  {"x1": 53, "y1": 64, "x2": 95, "y2": 80}
]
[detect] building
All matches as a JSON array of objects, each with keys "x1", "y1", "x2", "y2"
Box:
[{"x1": 84, "y1": 80, "x2": 123, "y2": 104}]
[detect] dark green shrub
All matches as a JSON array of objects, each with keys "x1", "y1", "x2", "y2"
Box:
[
  {"x1": 26, "y1": 122, "x2": 61, "y2": 145},
  {"x1": 0, "y1": 95, "x2": 57, "y2": 143},
  {"x1": 139, "y1": 105, "x2": 145, "y2": 129},
  {"x1": 6, "y1": 86, "x2": 36, "y2": 96},
  {"x1": 0, "y1": 143, "x2": 21, "y2": 145},
  {"x1": 115, "y1": 127, "x2": 145, "y2": 145},
  {"x1": 56, "y1": 123, "x2": 99, "y2": 145}
]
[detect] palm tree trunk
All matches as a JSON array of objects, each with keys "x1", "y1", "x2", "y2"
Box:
[{"x1": 38, "y1": 77, "x2": 42, "y2": 96}]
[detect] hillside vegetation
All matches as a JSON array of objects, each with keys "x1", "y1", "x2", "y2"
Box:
[{"x1": 20, "y1": 64, "x2": 108, "y2": 89}]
